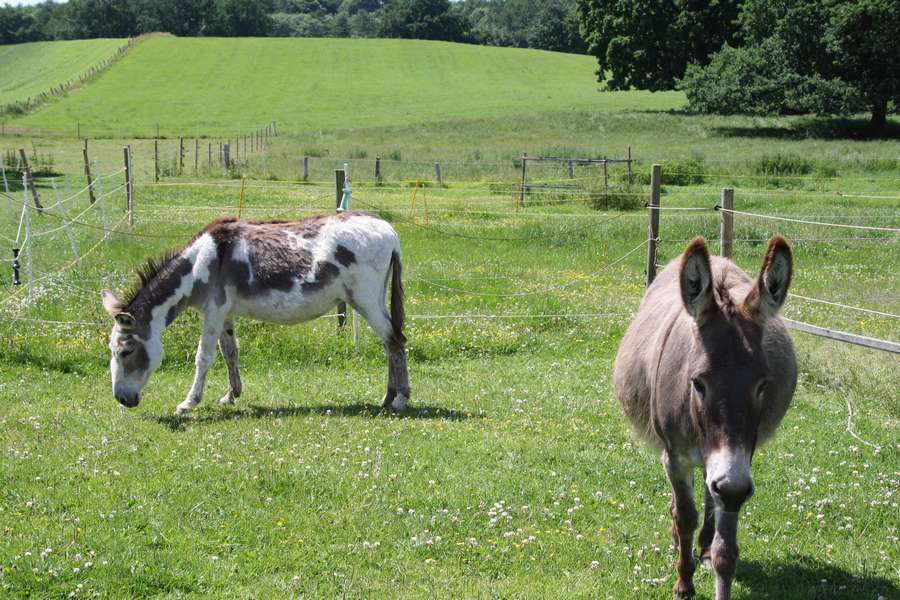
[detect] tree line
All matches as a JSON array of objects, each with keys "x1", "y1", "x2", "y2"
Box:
[
  {"x1": 577, "y1": 0, "x2": 898, "y2": 129},
  {"x1": 0, "y1": 0, "x2": 585, "y2": 54}
]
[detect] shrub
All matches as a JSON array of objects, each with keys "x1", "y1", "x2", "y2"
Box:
[
  {"x1": 662, "y1": 158, "x2": 706, "y2": 186},
  {"x1": 586, "y1": 182, "x2": 644, "y2": 211},
  {"x1": 302, "y1": 147, "x2": 329, "y2": 158},
  {"x1": 753, "y1": 153, "x2": 813, "y2": 176}
]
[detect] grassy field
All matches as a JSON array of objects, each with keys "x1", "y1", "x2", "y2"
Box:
[
  {"x1": 5, "y1": 36, "x2": 683, "y2": 137},
  {"x1": 0, "y1": 173, "x2": 897, "y2": 598},
  {"x1": 0, "y1": 39, "x2": 126, "y2": 108},
  {"x1": 0, "y1": 35, "x2": 897, "y2": 599}
]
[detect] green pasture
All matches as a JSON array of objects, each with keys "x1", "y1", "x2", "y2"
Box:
[
  {"x1": 0, "y1": 175, "x2": 897, "y2": 598},
  {"x1": 5, "y1": 36, "x2": 684, "y2": 137},
  {"x1": 0, "y1": 34, "x2": 897, "y2": 599},
  {"x1": 0, "y1": 39, "x2": 125, "y2": 108}
]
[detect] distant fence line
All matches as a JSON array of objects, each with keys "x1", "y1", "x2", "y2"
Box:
[
  {"x1": 1, "y1": 160, "x2": 897, "y2": 354},
  {"x1": 0, "y1": 35, "x2": 154, "y2": 121}
]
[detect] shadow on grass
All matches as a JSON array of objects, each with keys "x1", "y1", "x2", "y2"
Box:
[
  {"x1": 712, "y1": 117, "x2": 900, "y2": 141},
  {"x1": 150, "y1": 402, "x2": 480, "y2": 431},
  {"x1": 737, "y1": 557, "x2": 899, "y2": 599}
]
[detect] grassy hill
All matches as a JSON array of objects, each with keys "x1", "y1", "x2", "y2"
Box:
[
  {"x1": 0, "y1": 38, "x2": 126, "y2": 107},
  {"x1": 8, "y1": 36, "x2": 685, "y2": 137}
]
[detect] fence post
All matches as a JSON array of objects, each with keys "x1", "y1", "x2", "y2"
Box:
[
  {"x1": 93, "y1": 158, "x2": 107, "y2": 231},
  {"x1": 22, "y1": 186, "x2": 31, "y2": 297},
  {"x1": 223, "y1": 143, "x2": 231, "y2": 169},
  {"x1": 434, "y1": 162, "x2": 442, "y2": 185},
  {"x1": 375, "y1": 157, "x2": 381, "y2": 179},
  {"x1": 18, "y1": 149, "x2": 43, "y2": 211},
  {"x1": 303, "y1": 156, "x2": 309, "y2": 182},
  {"x1": 208, "y1": 143, "x2": 212, "y2": 170},
  {"x1": 603, "y1": 158, "x2": 609, "y2": 189},
  {"x1": 627, "y1": 145, "x2": 633, "y2": 184},
  {"x1": 179, "y1": 137, "x2": 184, "y2": 172},
  {"x1": 520, "y1": 153, "x2": 527, "y2": 208},
  {"x1": 335, "y1": 168, "x2": 347, "y2": 328},
  {"x1": 719, "y1": 188, "x2": 734, "y2": 259},
  {"x1": 646, "y1": 164, "x2": 662, "y2": 287},
  {"x1": 51, "y1": 178, "x2": 79, "y2": 264},
  {"x1": 272, "y1": 121, "x2": 277, "y2": 136},
  {"x1": 194, "y1": 138, "x2": 199, "y2": 173},
  {"x1": 82, "y1": 139, "x2": 96, "y2": 204},
  {"x1": 153, "y1": 139, "x2": 159, "y2": 182},
  {"x1": 567, "y1": 160, "x2": 574, "y2": 179},
  {"x1": 123, "y1": 146, "x2": 133, "y2": 226}
]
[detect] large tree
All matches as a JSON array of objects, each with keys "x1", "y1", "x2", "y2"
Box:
[
  {"x1": 680, "y1": 0, "x2": 899, "y2": 129},
  {"x1": 576, "y1": 0, "x2": 741, "y2": 91},
  {"x1": 379, "y1": 0, "x2": 465, "y2": 41}
]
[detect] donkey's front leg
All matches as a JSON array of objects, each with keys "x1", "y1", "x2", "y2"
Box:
[
  {"x1": 711, "y1": 510, "x2": 740, "y2": 600},
  {"x1": 663, "y1": 452, "x2": 699, "y2": 599},
  {"x1": 174, "y1": 312, "x2": 225, "y2": 416},
  {"x1": 698, "y1": 479, "x2": 716, "y2": 566},
  {"x1": 217, "y1": 321, "x2": 242, "y2": 406}
]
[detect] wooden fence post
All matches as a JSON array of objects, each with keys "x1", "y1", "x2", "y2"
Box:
[
  {"x1": 303, "y1": 156, "x2": 309, "y2": 182},
  {"x1": 434, "y1": 162, "x2": 442, "y2": 185},
  {"x1": 153, "y1": 139, "x2": 159, "y2": 182},
  {"x1": 124, "y1": 145, "x2": 133, "y2": 226},
  {"x1": 335, "y1": 168, "x2": 347, "y2": 328},
  {"x1": 375, "y1": 157, "x2": 381, "y2": 179},
  {"x1": 567, "y1": 160, "x2": 574, "y2": 179},
  {"x1": 603, "y1": 158, "x2": 609, "y2": 189},
  {"x1": 82, "y1": 139, "x2": 96, "y2": 204},
  {"x1": 520, "y1": 153, "x2": 527, "y2": 208},
  {"x1": 646, "y1": 164, "x2": 662, "y2": 287},
  {"x1": 179, "y1": 137, "x2": 184, "y2": 171},
  {"x1": 18, "y1": 149, "x2": 43, "y2": 211},
  {"x1": 194, "y1": 138, "x2": 199, "y2": 173},
  {"x1": 719, "y1": 188, "x2": 734, "y2": 259},
  {"x1": 223, "y1": 143, "x2": 230, "y2": 169},
  {"x1": 627, "y1": 145, "x2": 633, "y2": 184},
  {"x1": 272, "y1": 121, "x2": 277, "y2": 136}
]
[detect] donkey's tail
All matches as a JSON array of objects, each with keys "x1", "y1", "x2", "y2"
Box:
[{"x1": 390, "y1": 250, "x2": 406, "y2": 345}]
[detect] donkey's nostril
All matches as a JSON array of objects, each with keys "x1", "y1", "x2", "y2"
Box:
[{"x1": 710, "y1": 480, "x2": 721, "y2": 496}]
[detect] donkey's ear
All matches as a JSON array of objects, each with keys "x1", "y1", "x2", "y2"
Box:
[
  {"x1": 745, "y1": 236, "x2": 792, "y2": 322},
  {"x1": 679, "y1": 237, "x2": 715, "y2": 322},
  {"x1": 101, "y1": 289, "x2": 124, "y2": 318}
]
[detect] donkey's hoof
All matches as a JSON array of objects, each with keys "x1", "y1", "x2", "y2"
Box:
[
  {"x1": 673, "y1": 579, "x2": 695, "y2": 599},
  {"x1": 219, "y1": 391, "x2": 236, "y2": 406},
  {"x1": 174, "y1": 403, "x2": 194, "y2": 416},
  {"x1": 391, "y1": 393, "x2": 408, "y2": 411},
  {"x1": 699, "y1": 550, "x2": 712, "y2": 568}
]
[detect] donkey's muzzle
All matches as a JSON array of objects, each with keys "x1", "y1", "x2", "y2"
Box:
[
  {"x1": 710, "y1": 477, "x2": 755, "y2": 512},
  {"x1": 116, "y1": 393, "x2": 139, "y2": 408}
]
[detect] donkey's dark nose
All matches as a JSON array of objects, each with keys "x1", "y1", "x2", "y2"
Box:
[
  {"x1": 710, "y1": 478, "x2": 754, "y2": 511},
  {"x1": 116, "y1": 394, "x2": 139, "y2": 408}
]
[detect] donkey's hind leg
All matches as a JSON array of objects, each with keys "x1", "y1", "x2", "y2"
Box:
[
  {"x1": 353, "y1": 302, "x2": 410, "y2": 411},
  {"x1": 218, "y1": 321, "x2": 242, "y2": 406}
]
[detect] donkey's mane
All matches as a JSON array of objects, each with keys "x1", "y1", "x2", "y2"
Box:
[{"x1": 123, "y1": 250, "x2": 184, "y2": 308}]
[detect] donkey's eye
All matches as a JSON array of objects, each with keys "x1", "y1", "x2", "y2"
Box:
[
  {"x1": 120, "y1": 349, "x2": 134, "y2": 359},
  {"x1": 691, "y1": 379, "x2": 706, "y2": 399}
]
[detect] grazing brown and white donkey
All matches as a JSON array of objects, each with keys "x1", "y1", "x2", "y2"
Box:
[
  {"x1": 613, "y1": 236, "x2": 797, "y2": 600},
  {"x1": 100, "y1": 212, "x2": 410, "y2": 415}
]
